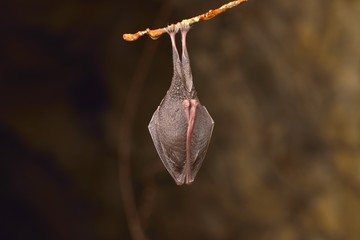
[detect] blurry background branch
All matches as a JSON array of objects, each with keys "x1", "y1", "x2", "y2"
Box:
[{"x1": 118, "y1": 2, "x2": 171, "y2": 240}]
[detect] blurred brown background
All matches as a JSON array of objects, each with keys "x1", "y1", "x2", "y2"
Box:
[{"x1": 2, "y1": 0, "x2": 360, "y2": 239}]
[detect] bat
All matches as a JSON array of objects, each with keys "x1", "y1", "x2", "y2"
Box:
[{"x1": 148, "y1": 23, "x2": 214, "y2": 185}]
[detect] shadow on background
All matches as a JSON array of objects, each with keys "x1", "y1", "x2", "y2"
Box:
[{"x1": 2, "y1": 0, "x2": 360, "y2": 239}]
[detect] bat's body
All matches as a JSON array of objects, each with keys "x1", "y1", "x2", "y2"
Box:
[{"x1": 148, "y1": 23, "x2": 214, "y2": 185}]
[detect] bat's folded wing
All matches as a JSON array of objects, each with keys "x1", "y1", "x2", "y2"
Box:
[
  {"x1": 189, "y1": 105, "x2": 214, "y2": 181},
  {"x1": 148, "y1": 106, "x2": 187, "y2": 185}
]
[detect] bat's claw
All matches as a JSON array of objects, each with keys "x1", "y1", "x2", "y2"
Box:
[
  {"x1": 166, "y1": 24, "x2": 179, "y2": 35},
  {"x1": 179, "y1": 21, "x2": 191, "y2": 33}
]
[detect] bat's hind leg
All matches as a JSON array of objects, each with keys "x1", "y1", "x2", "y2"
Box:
[
  {"x1": 166, "y1": 25, "x2": 182, "y2": 78},
  {"x1": 179, "y1": 22, "x2": 193, "y2": 92}
]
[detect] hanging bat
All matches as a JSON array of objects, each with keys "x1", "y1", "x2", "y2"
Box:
[{"x1": 148, "y1": 23, "x2": 214, "y2": 185}]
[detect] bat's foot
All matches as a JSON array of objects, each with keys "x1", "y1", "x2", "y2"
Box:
[
  {"x1": 166, "y1": 24, "x2": 179, "y2": 35},
  {"x1": 179, "y1": 21, "x2": 191, "y2": 33}
]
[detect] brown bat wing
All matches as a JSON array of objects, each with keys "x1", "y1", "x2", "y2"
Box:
[
  {"x1": 188, "y1": 104, "x2": 214, "y2": 183},
  {"x1": 148, "y1": 94, "x2": 188, "y2": 185}
]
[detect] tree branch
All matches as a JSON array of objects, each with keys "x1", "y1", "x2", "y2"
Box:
[{"x1": 123, "y1": 0, "x2": 248, "y2": 42}]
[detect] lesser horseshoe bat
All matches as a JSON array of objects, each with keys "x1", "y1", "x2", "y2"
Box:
[{"x1": 148, "y1": 23, "x2": 214, "y2": 185}]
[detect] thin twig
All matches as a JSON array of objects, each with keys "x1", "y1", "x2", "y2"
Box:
[
  {"x1": 118, "y1": 2, "x2": 171, "y2": 240},
  {"x1": 123, "y1": 0, "x2": 248, "y2": 41}
]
